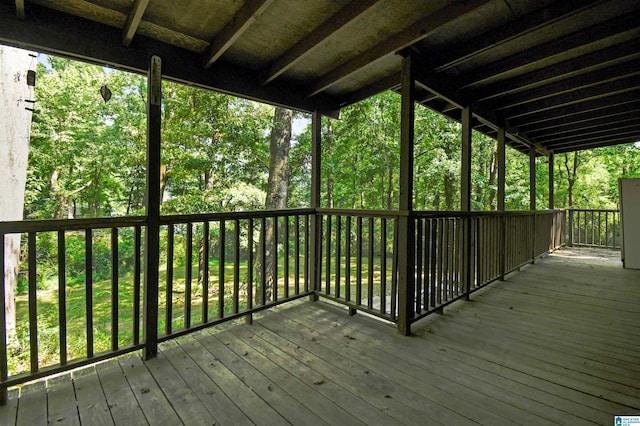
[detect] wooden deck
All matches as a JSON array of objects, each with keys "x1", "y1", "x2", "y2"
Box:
[{"x1": 1, "y1": 247, "x2": 639, "y2": 425}]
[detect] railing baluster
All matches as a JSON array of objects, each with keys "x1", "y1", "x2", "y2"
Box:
[
  {"x1": 84, "y1": 229, "x2": 93, "y2": 359},
  {"x1": 58, "y1": 231, "x2": 67, "y2": 365},
  {"x1": 294, "y1": 215, "x2": 300, "y2": 295},
  {"x1": 165, "y1": 225, "x2": 174, "y2": 335},
  {"x1": 273, "y1": 217, "x2": 279, "y2": 302},
  {"x1": 246, "y1": 219, "x2": 254, "y2": 324},
  {"x1": 391, "y1": 219, "x2": 398, "y2": 321},
  {"x1": 304, "y1": 214, "x2": 309, "y2": 293},
  {"x1": 111, "y1": 228, "x2": 119, "y2": 351},
  {"x1": 325, "y1": 215, "x2": 331, "y2": 295},
  {"x1": 234, "y1": 219, "x2": 240, "y2": 314},
  {"x1": 260, "y1": 217, "x2": 266, "y2": 307},
  {"x1": 335, "y1": 216, "x2": 341, "y2": 300},
  {"x1": 345, "y1": 216, "x2": 351, "y2": 304},
  {"x1": 367, "y1": 217, "x2": 374, "y2": 310},
  {"x1": 415, "y1": 219, "x2": 423, "y2": 313},
  {"x1": 185, "y1": 223, "x2": 193, "y2": 329},
  {"x1": 202, "y1": 221, "x2": 210, "y2": 323},
  {"x1": 133, "y1": 225, "x2": 141, "y2": 345},
  {"x1": 219, "y1": 221, "x2": 226, "y2": 318},
  {"x1": 356, "y1": 217, "x2": 363, "y2": 307},
  {"x1": 380, "y1": 219, "x2": 387, "y2": 315}
]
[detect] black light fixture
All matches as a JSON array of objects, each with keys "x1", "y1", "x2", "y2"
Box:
[{"x1": 100, "y1": 84, "x2": 112, "y2": 103}]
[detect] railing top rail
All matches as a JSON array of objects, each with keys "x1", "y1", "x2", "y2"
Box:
[
  {"x1": 159, "y1": 208, "x2": 315, "y2": 225},
  {"x1": 0, "y1": 216, "x2": 147, "y2": 234},
  {"x1": 567, "y1": 208, "x2": 619, "y2": 213},
  {"x1": 315, "y1": 208, "x2": 407, "y2": 218},
  {"x1": 412, "y1": 209, "x2": 561, "y2": 218}
]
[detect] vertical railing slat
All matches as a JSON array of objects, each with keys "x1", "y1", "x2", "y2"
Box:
[
  {"x1": 234, "y1": 219, "x2": 240, "y2": 314},
  {"x1": 84, "y1": 229, "x2": 93, "y2": 359},
  {"x1": 185, "y1": 223, "x2": 193, "y2": 329},
  {"x1": 111, "y1": 228, "x2": 119, "y2": 351},
  {"x1": 202, "y1": 221, "x2": 210, "y2": 323},
  {"x1": 165, "y1": 225, "x2": 174, "y2": 335},
  {"x1": 57, "y1": 231, "x2": 67, "y2": 365},
  {"x1": 219, "y1": 221, "x2": 226, "y2": 318},
  {"x1": 367, "y1": 217, "x2": 374, "y2": 310},
  {"x1": 133, "y1": 225, "x2": 141, "y2": 345}
]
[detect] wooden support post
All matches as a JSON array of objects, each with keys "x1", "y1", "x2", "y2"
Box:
[
  {"x1": 461, "y1": 106, "x2": 473, "y2": 300},
  {"x1": 548, "y1": 152, "x2": 554, "y2": 210},
  {"x1": 143, "y1": 55, "x2": 161, "y2": 360},
  {"x1": 497, "y1": 128, "x2": 506, "y2": 280},
  {"x1": 309, "y1": 110, "x2": 322, "y2": 302},
  {"x1": 529, "y1": 147, "x2": 536, "y2": 264},
  {"x1": 397, "y1": 53, "x2": 415, "y2": 336}
]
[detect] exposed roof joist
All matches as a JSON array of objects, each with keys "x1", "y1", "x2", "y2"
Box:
[
  {"x1": 202, "y1": 0, "x2": 274, "y2": 69},
  {"x1": 122, "y1": 0, "x2": 149, "y2": 47}
]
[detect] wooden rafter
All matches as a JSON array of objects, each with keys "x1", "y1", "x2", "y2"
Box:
[
  {"x1": 15, "y1": 0, "x2": 24, "y2": 19},
  {"x1": 122, "y1": 0, "x2": 149, "y2": 47},
  {"x1": 262, "y1": 0, "x2": 378, "y2": 85},
  {"x1": 527, "y1": 109, "x2": 640, "y2": 138},
  {"x1": 306, "y1": 0, "x2": 492, "y2": 97},
  {"x1": 202, "y1": 0, "x2": 274, "y2": 69}
]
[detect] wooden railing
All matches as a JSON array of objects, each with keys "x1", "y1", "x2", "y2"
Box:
[
  {"x1": 567, "y1": 208, "x2": 620, "y2": 249},
  {"x1": 0, "y1": 207, "x2": 565, "y2": 394},
  {"x1": 0, "y1": 209, "x2": 312, "y2": 394}
]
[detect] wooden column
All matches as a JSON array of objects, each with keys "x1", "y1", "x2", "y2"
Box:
[
  {"x1": 548, "y1": 152, "x2": 555, "y2": 210},
  {"x1": 309, "y1": 110, "x2": 322, "y2": 302},
  {"x1": 397, "y1": 53, "x2": 415, "y2": 336},
  {"x1": 497, "y1": 128, "x2": 506, "y2": 280},
  {"x1": 497, "y1": 128, "x2": 506, "y2": 211},
  {"x1": 529, "y1": 146, "x2": 536, "y2": 264},
  {"x1": 143, "y1": 56, "x2": 161, "y2": 360},
  {"x1": 461, "y1": 107, "x2": 473, "y2": 299}
]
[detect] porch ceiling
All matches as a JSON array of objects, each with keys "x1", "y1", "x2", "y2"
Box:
[{"x1": 1, "y1": 0, "x2": 639, "y2": 154}]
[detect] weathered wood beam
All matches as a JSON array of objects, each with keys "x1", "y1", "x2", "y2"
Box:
[
  {"x1": 15, "y1": 0, "x2": 24, "y2": 20},
  {"x1": 502, "y1": 73, "x2": 640, "y2": 121},
  {"x1": 338, "y1": 72, "x2": 400, "y2": 108},
  {"x1": 202, "y1": 0, "x2": 275, "y2": 69},
  {"x1": 552, "y1": 136, "x2": 640, "y2": 153},
  {"x1": 544, "y1": 129, "x2": 640, "y2": 149},
  {"x1": 458, "y1": 8, "x2": 640, "y2": 90},
  {"x1": 509, "y1": 89, "x2": 640, "y2": 128},
  {"x1": 484, "y1": 58, "x2": 640, "y2": 112},
  {"x1": 461, "y1": 106, "x2": 472, "y2": 212},
  {"x1": 497, "y1": 128, "x2": 506, "y2": 212},
  {"x1": 397, "y1": 53, "x2": 416, "y2": 336},
  {"x1": 307, "y1": 0, "x2": 492, "y2": 97},
  {"x1": 536, "y1": 118, "x2": 640, "y2": 145},
  {"x1": 309, "y1": 111, "x2": 322, "y2": 302},
  {"x1": 144, "y1": 55, "x2": 162, "y2": 360},
  {"x1": 0, "y1": 2, "x2": 340, "y2": 116},
  {"x1": 433, "y1": 0, "x2": 602, "y2": 73},
  {"x1": 122, "y1": 0, "x2": 149, "y2": 47},
  {"x1": 548, "y1": 152, "x2": 554, "y2": 210},
  {"x1": 262, "y1": 0, "x2": 378, "y2": 85},
  {"x1": 527, "y1": 108, "x2": 640, "y2": 139},
  {"x1": 474, "y1": 38, "x2": 640, "y2": 103}
]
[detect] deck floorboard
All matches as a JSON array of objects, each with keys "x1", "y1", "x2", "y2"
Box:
[{"x1": 1, "y1": 247, "x2": 638, "y2": 425}]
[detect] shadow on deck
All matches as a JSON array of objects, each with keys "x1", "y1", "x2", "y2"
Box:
[{"x1": 1, "y1": 247, "x2": 639, "y2": 425}]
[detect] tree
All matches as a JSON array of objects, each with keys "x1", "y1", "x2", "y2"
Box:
[
  {"x1": 257, "y1": 106, "x2": 292, "y2": 304},
  {"x1": 0, "y1": 45, "x2": 36, "y2": 337}
]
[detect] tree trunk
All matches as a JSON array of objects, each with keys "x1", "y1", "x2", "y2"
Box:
[
  {"x1": 0, "y1": 46, "x2": 36, "y2": 339},
  {"x1": 256, "y1": 107, "x2": 292, "y2": 305},
  {"x1": 488, "y1": 145, "x2": 498, "y2": 210},
  {"x1": 564, "y1": 152, "x2": 579, "y2": 207}
]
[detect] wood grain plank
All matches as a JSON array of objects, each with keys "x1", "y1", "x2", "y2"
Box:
[
  {"x1": 72, "y1": 366, "x2": 114, "y2": 426},
  {"x1": 144, "y1": 349, "x2": 218, "y2": 425},
  {"x1": 0, "y1": 388, "x2": 19, "y2": 425},
  {"x1": 177, "y1": 335, "x2": 285, "y2": 425},
  {"x1": 46, "y1": 374, "x2": 80, "y2": 425},
  {"x1": 117, "y1": 354, "x2": 182, "y2": 425},
  {"x1": 160, "y1": 339, "x2": 252, "y2": 425},
  {"x1": 95, "y1": 358, "x2": 147, "y2": 425},
  {"x1": 16, "y1": 380, "x2": 46, "y2": 426}
]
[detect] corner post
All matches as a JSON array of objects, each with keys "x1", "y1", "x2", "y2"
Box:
[
  {"x1": 461, "y1": 106, "x2": 473, "y2": 299},
  {"x1": 309, "y1": 111, "x2": 322, "y2": 302},
  {"x1": 397, "y1": 53, "x2": 416, "y2": 336},
  {"x1": 497, "y1": 128, "x2": 506, "y2": 280},
  {"x1": 548, "y1": 152, "x2": 555, "y2": 249},
  {"x1": 143, "y1": 55, "x2": 162, "y2": 360},
  {"x1": 529, "y1": 146, "x2": 536, "y2": 264}
]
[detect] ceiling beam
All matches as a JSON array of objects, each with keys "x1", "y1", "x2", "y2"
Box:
[
  {"x1": 338, "y1": 72, "x2": 400, "y2": 108},
  {"x1": 473, "y1": 37, "x2": 640, "y2": 103},
  {"x1": 553, "y1": 137, "x2": 640, "y2": 153},
  {"x1": 458, "y1": 9, "x2": 640, "y2": 90},
  {"x1": 536, "y1": 119, "x2": 640, "y2": 144},
  {"x1": 122, "y1": 0, "x2": 149, "y2": 47},
  {"x1": 518, "y1": 100, "x2": 640, "y2": 133},
  {"x1": 508, "y1": 89, "x2": 640, "y2": 128},
  {"x1": 527, "y1": 108, "x2": 640, "y2": 138},
  {"x1": 306, "y1": 0, "x2": 492, "y2": 97},
  {"x1": 261, "y1": 0, "x2": 378, "y2": 85},
  {"x1": 202, "y1": 0, "x2": 274, "y2": 69},
  {"x1": 546, "y1": 132, "x2": 640, "y2": 151},
  {"x1": 544, "y1": 128, "x2": 640, "y2": 146},
  {"x1": 0, "y1": 2, "x2": 340, "y2": 116},
  {"x1": 483, "y1": 58, "x2": 640, "y2": 112},
  {"x1": 15, "y1": 0, "x2": 24, "y2": 19},
  {"x1": 433, "y1": 0, "x2": 602, "y2": 73},
  {"x1": 504, "y1": 74, "x2": 640, "y2": 121}
]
